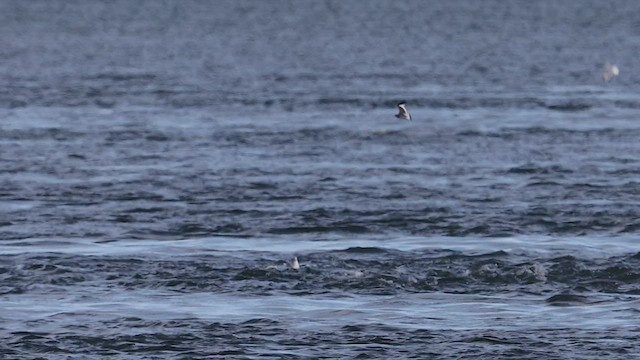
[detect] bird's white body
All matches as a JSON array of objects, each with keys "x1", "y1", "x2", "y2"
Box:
[
  {"x1": 603, "y1": 63, "x2": 619, "y2": 82},
  {"x1": 395, "y1": 102, "x2": 411, "y2": 120},
  {"x1": 290, "y1": 256, "x2": 300, "y2": 270}
]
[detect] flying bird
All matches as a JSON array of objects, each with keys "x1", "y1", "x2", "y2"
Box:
[
  {"x1": 395, "y1": 102, "x2": 412, "y2": 121},
  {"x1": 602, "y1": 63, "x2": 619, "y2": 82}
]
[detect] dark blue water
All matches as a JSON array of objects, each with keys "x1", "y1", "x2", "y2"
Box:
[{"x1": 2, "y1": 1, "x2": 640, "y2": 358}]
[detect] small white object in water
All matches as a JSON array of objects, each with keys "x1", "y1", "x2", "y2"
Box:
[
  {"x1": 602, "y1": 63, "x2": 619, "y2": 82},
  {"x1": 290, "y1": 256, "x2": 300, "y2": 270},
  {"x1": 395, "y1": 102, "x2": 412, "y2": 120}
]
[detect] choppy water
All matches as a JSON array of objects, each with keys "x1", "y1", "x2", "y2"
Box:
[{"x1": 2, "y1": 1, "x2": 640, "y2": 358}]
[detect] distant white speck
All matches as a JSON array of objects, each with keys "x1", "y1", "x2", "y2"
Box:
[
  {"x1": 290, "y1": 256, "x2": 300, "y2": 270},
  {"x1": 603, "y1": 63, "x2": 619, "y2": 82}
]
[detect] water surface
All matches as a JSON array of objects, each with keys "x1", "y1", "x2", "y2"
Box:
[{"x1": 2, "y1": 1, "x2": 640, "y2": 358}]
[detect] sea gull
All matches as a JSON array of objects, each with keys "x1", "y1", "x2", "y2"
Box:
[
  {"x1": 290, "y1": 256, "x2": 300, "y2": 270},
  {"x1": 602, "y1": 63, "x2": 619, "y2": 82},
  {"x1": 395, "y1": 102, "x2": 412, "y2": 121}
]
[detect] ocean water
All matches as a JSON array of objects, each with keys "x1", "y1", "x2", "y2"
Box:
[{"x1": 2, "y1": 0, "x2": 640, "y2": 358}]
